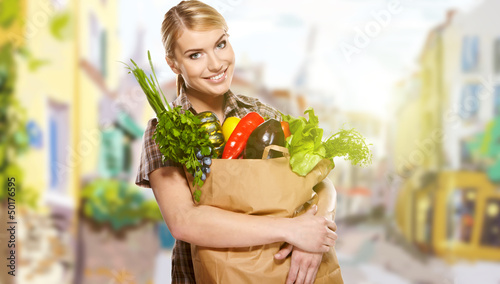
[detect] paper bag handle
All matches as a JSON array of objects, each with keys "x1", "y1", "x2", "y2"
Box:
[{"x1": 261, "y1": 145, "x2": 290, "y2": 159}]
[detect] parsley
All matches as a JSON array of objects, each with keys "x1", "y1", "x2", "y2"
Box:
[
  {"x1": 124, "y1": 51, "x2": 211, "y2": 201},
  {"x1": 153, "y1": 106, "x2": 213, "y2": 201}
]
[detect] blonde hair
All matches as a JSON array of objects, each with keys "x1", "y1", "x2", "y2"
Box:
[{"x1": 161, "y1": 0, "x2": 228, "y2": 96}]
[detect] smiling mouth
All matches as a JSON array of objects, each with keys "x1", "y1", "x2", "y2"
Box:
[{"x1": 205, "y1": 69, "x2": 227, "y2": 82}]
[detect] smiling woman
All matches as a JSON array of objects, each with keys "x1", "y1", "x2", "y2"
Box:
[{"x1": 134, "y1": 1, "x2": 341, "y2": 284}]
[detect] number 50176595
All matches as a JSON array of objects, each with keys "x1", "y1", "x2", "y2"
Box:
[{"x1": 8, "y1": 177, "x2": 15, "y2": 197}]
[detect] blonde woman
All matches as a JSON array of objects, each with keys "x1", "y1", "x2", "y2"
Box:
[{"x1": 136, "y1": 1, "x2": 339, "y2": 283}]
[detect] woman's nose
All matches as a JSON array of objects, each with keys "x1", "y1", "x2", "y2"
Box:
[{"x1": 207, "y1": 52, "x2": 223, "y2": 72}]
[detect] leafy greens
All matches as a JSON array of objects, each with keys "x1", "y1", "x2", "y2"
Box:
[{"x1": 282, "y1": 107, "x2": 372, "y2": 176}]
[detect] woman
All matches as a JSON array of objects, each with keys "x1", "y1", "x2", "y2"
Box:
[{"x1": 135, "y1": 1, "x2": 339, "y2": 283}]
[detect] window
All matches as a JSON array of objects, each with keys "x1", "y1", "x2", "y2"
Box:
[
  {"x1": 89, "y1": 12, "x2": 107, "y2": 77},
  {"x1": 494, "y1": 38, "x2": 500, "y2": 74},
  {"x1": 415, "y1": 193, "x2": 434, "y2": 247},
  {"x1": 461, "y1": 36, "x2": 480, "y2": 73},
  {"x1": 460, "y1": 139, "x2": 473, "y2": 166},
  {"x1": 27, "y1": 120, "x2": 43, "y2": 149},
  {"x1": 49, "y1": 118, "x2": 58, "y2": 188},
  {"x1": 447, "y1": 188, "x2": 476, "y2": 243},
  {"x1": 89, "y1": 13, "x2": 99, "y2": 68},
  {"x1": 48, "y1": 99, "x2": 70, "y2": 193},
  {"x1": 100, "y1": 30, "x2": 107, "y2": 78},
  {"x1": 480, "y1": 199, "x2": 500, "y2": 247},
  {"x1": 424, "y1": 198, "x2": 434, "y2": 245},
  {"x1": 98, "y1": 128, "x2": 125, "y2": 178},
  {"x1": 459, "y1": 84, "x2": 481, "y2": 119}
]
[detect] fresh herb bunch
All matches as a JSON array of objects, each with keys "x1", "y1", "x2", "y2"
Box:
[
  {"x1": 123, "y1": 51, "x2": 211, "y2": 201},
  {"x1": 153, "y1": 106, "x2": 213, "y2": 201},
  {"x1": 282, "y1": 107, "x2": 372, "y2": 176}
]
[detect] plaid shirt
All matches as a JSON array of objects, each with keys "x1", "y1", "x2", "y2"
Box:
[{"x1": 136, "y1": 89, "x2": 281, "y2": 283}]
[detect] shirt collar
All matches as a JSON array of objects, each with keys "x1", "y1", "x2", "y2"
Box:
[
  {"x1": 172, "y1": 87, "x2": 194, "y2": 112},
  {"x1": 173, "y1": 87, "x2": 256, "y2": 116}
]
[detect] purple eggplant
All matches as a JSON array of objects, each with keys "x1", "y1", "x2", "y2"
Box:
[{"x1": 244, "y1": 119, "x2": 285, "y2": 159}]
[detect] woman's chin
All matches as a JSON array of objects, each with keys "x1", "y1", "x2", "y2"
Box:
[{"x1": 206, "y1": 83, "x2": 231, "y2": 96}]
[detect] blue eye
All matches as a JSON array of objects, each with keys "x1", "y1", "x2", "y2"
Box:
[
  {"x1": 190, "y1": 52, "x2": 201, "y2": 59},
  {"x1": 217, "y1": 40, "x2": 226, "y2": 49}
]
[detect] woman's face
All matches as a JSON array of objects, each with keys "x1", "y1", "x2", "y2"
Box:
[{"x1": 170, "y1": 28, "x2": 235, "y2": 97}]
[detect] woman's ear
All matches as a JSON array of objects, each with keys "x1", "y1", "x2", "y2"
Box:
[{"x1": 166, "y1": 56, "x2": 180, "y2": 74}]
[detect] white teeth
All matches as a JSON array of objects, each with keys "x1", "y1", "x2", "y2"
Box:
[{"x1": 210, "y1": 72, "x2": 224, "y2": 80}]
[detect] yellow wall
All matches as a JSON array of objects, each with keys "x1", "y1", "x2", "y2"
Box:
[
  {"x1": 394, "y1": 27, "x2": 449, "y2": 176},
  {"x1": 17, "y1": 0, "x2": 76, "y2": 207},
  {"x1": 16, "y1": 0, "x2": 120, "y2": 210},
  {"x1": 419, "y1": 31, "x2": 444, "y2": 171},
  {"x1": 394, "y1": 96, "x2": 421, "y2": 175}
]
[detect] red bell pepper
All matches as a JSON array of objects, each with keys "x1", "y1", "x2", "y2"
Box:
[{"x1": 222, "y1": 112, "x2": 264, "y2": 159}]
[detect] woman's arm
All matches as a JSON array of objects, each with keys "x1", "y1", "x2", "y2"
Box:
[{"x1": 149, "y1": 166, "x2": 336, "y2": 253}]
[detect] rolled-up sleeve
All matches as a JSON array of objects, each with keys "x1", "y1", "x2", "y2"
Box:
[{"x1": 135, "y1": 118, "x2": 181, "y2": 188}]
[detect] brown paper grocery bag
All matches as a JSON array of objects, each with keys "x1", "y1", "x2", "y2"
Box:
[{"x1": 185, "y1": 146, "x2": 344, "y2": 284}]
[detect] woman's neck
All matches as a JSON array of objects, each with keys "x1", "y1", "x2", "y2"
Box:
[{"x1": 184, "y1": 87, "x2": 226, "y2": 122}]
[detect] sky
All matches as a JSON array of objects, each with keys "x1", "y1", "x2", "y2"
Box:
[{"x1": 118, "y1": 0, "x2": 481, "y2": 118}]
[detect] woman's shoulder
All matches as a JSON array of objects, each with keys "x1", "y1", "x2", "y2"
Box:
[
  {"x1": 146, "y1": 117, "x2": 159, "y2": 128},
  {"x1": 142, "y1": 117, "x2": 159, "y2": 138}
]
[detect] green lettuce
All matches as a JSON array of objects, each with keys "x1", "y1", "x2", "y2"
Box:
[{"x1": 282, "y1": 107, "x2": 372, "y2": 176}]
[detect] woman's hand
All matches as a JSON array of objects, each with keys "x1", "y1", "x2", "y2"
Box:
[
  {"x1": 275, "y1": 244, "x2": 324, "y2": 284},
  {"x1": 285, "y1": 205, "x2": 337, "y2": 253},
  {"x1": 274, "y1": 179, "x2": 338, "y2": 283}
]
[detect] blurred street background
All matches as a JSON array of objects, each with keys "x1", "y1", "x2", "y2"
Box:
[{"x1": 1, "y1": 0, "x2": 500, "y2": 283}]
